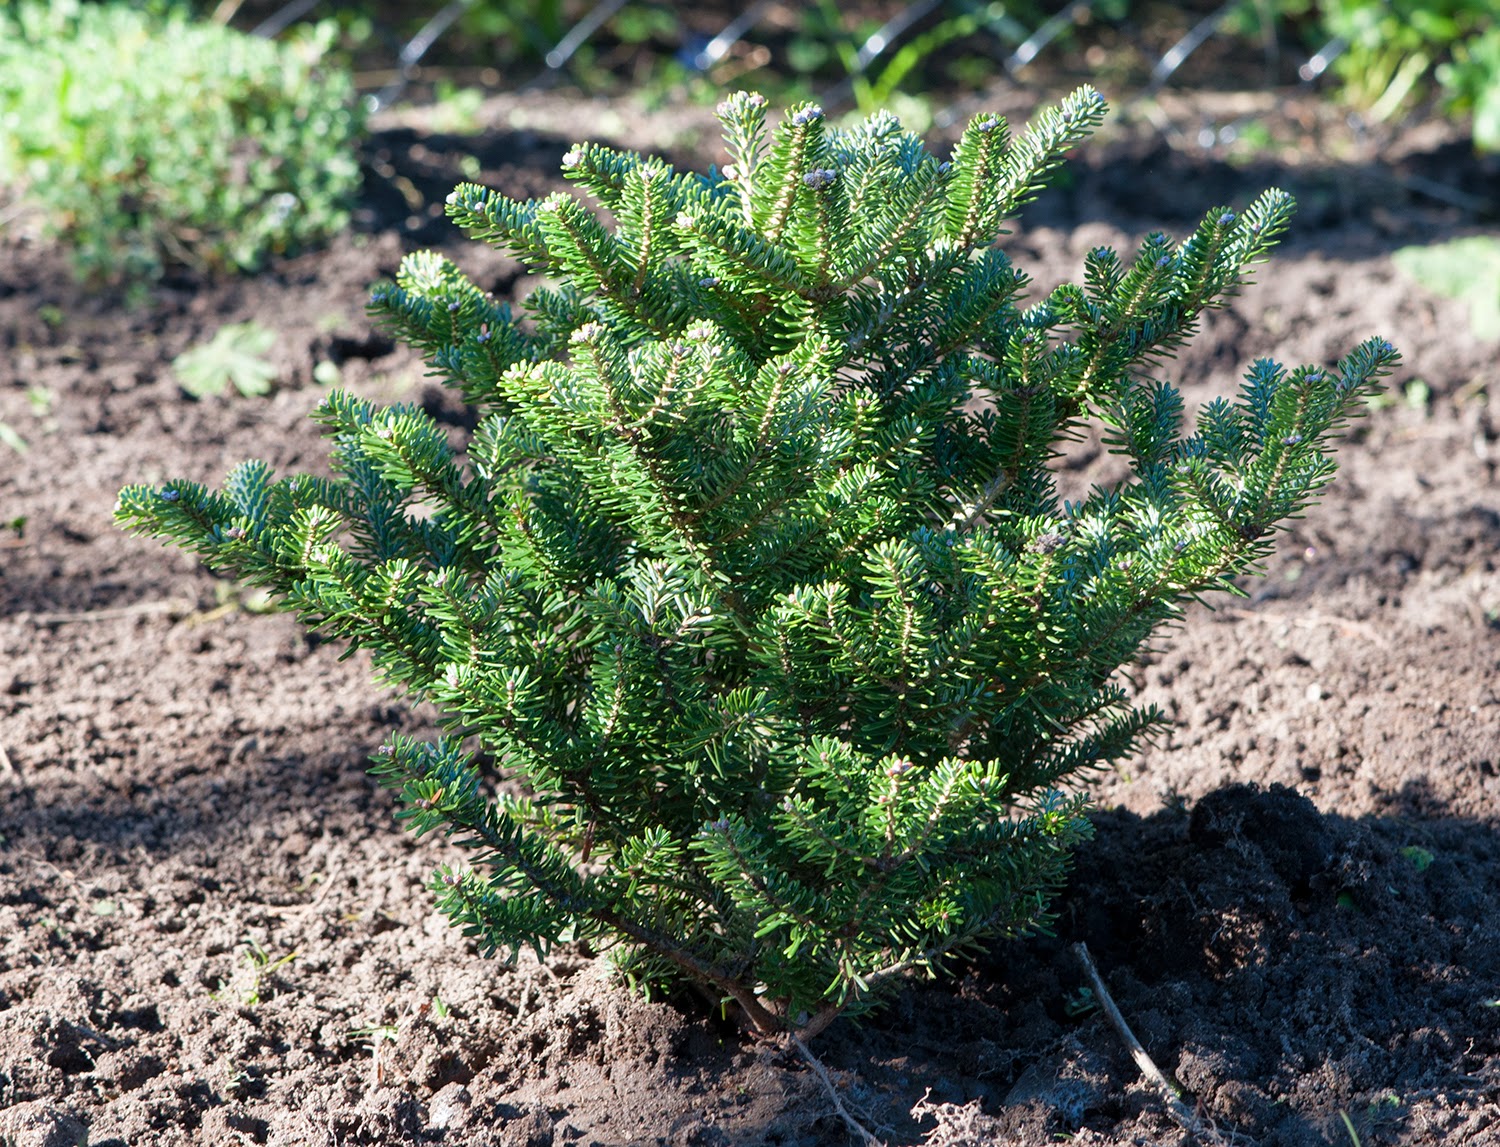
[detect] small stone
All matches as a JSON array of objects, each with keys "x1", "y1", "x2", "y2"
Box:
[
  {"x1": 428, "y1": 1082, "x2": 473, "y2": 1130},
  {"x1": 0, "y1": 1100, "x2": 88, "y2": 1147},
  {"x1": 1305, "y1": 682, "x2": 1324, "y2": 702}
]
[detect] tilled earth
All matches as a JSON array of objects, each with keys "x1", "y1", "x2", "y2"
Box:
[{"x1": 1, "y1": 86, "x2": 1498, "y2": 1146}]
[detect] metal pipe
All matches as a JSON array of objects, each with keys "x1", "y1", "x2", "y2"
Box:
[
  {"x1": 1148, "y1": 0, "x2": 1241, "y2": 92},
  {"x1": 545, "y1": 0, "x2": 630, "y2": 72},
  {"x1": 1006, "y1": 0, "x2": 1094, "y2": 75},
  {"x1": 689, "y1": 0, "x2": 775, "y2": 72},
  {"x1": 250, "y1": 0, "x2": 320, "y2": 39},
  {"x1": 852, "y1": 0, "x2": 944, "y2": 73},
  {"x1": 369, "y1": 0, "x2": 477, "y2": 112}
]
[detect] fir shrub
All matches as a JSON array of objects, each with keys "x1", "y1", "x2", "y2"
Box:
[
  {"x1": 118, "y1": 88, "x2": 1397, "y2": 1037},
  {"x1": 0, "y1": 1, "x2": 362, "y2": 282}
]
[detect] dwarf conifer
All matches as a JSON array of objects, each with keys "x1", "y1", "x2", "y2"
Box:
[{"x1": 118, "y1": 87, "x2": 1397, "y2": 1038}]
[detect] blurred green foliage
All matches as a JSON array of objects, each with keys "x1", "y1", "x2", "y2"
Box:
[
  {"x1": 1393, "y1": 236, "x2": 1500, "y2": 341},
  {"x1": 1439, "y1": 24, "x2": 1500, "y2": 152},
  {"x1": 342, "y1": 0, "x2": 1500, "y2": 149},
  {"x1": 1212, "y1": 0, "x2": 1500, "y2": 149},
  {"x1": 173, "y1": 322, "x2": 281, "y2": 399},
  {"x1": 0, "y1": 0, "x2": 364, "y2": 282},
  {"x1": 1293, "y1": 0, "x2": 1499, "y2": 148}
]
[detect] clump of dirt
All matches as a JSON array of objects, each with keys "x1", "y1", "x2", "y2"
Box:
[{"x1": 1, "y1": 85, "x2": 1497, "y2": 1146}]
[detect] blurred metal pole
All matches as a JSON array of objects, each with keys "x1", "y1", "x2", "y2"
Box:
[
  {"x1": 1005, "y1": 0, "x2": 1094, "y2": 76},
  {"x1": 544, "y1": 0, "x2": 629, "y2": 72},
  {"x1": 369, "y1": 0, "x2": 477, "y2": 112},
  {"x1": 1148, "y1": 0, "x2": 1241, "y2": 92},
  {"x1": 852, "y1": 0, "x2": 944, "y2": 73},
  {"x1": 250, "y1": 0, "x2": 320, "y2": 38},
  {"x1": 689, "y1": 0, "x2": 775, "y2": 72},
  {"x1": 1298, "y1": 36, "x2": 1347, "y2": 84}
]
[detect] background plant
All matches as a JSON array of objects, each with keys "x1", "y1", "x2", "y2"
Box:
[
  {"x1": 119, "y1": 87, "x2": 1395, "y2": 1038},
  {"x1": 0, "y1": 0, "x2": 364, "y2": 282},
  {"x1": 173, "y1": 322, "x2": 280, "y2": 400},
  {"x1": 1290, "y1": 0, "x2": 1500, "y2": 141},
  {"x1": 180, "y1": 1, "x2": 1500, "y2": 152},
  {"x1": 1393, "y1": 235, "x2": 1500, "y2": 342},
  {"x1": 1437, "y1": 23, "x2": 1500, "y2": 152}
]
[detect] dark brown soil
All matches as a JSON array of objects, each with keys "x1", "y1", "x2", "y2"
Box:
[{"x1": 2, "y1": 84, "x2": 1498, "y2": 1147}]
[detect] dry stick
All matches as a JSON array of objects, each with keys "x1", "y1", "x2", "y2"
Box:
[
  {"x1": 1070, "y1": 942, "x2": 1234, "y2": 1145},
  {"x1": 789, "y1": 1035, "x2": 885, "y2": 1147},
  {"x1": 26, "y1": 598, "x2": 197, "y2": 625}
]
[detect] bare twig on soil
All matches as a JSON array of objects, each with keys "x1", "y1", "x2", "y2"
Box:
[
  {"x1": 301, "y1": 856, "x2": 346, "y2": 914},
  {"x1": 513, "y1": 975, "x2": 535, "y2": 1024},
  {"x1": 26, "y1": 598, "x2": 197, "y2": 625},
  {"x1": 790, "y1": 1034, "x2": 885, "y2": 1147},
  {"x1": 1071, "y1": 942, "x2": 1246, "y2": 1146},
  {"x1": 1223, "y1": 606, "x2": 1389, "y2": 647}
]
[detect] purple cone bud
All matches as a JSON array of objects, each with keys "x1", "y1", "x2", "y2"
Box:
[
  {"x1": 1218, "y1": 211, "x2": 1236, "y2": 225},
  {"x1": 790, "y1": 105, "x2": 823, "y2": 126},
  {"x1": 803, "y1": 168, "x2": 838, "y2": 191},
  {"x1": 158, "y1": 488, "x2": 180, "y2": 502},
  {"x1": 977, "y1": 116, "x2": 1000, "y2": 133}
]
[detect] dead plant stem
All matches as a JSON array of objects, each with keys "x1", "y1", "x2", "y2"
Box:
[
  {"x1": 790, "y1": 1034, "x2": 885, "y2": 1147},
  {"x1": 1071, "y1": 941, "x2": 1244, "y2": 1145}
]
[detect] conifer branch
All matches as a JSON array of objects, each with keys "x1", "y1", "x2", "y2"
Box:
[{"x1": 118, "y1": 88, "x2": 1396, "y2": 1041}]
